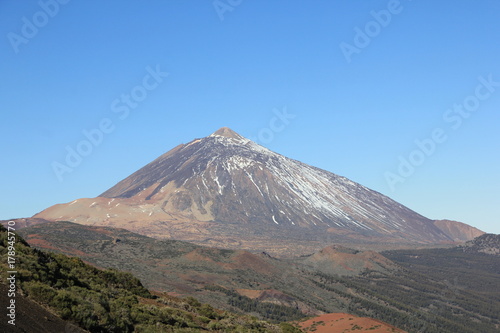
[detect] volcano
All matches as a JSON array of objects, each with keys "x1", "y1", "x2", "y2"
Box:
[{"x1": 34, "y1": 127, "x2": 482, "y2": 255}]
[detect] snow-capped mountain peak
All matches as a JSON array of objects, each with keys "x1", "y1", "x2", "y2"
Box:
[{"x1": 35, "y1": 127, "x2": 480, "y2": 254}]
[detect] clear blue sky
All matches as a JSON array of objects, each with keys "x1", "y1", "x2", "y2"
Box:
[{"x1": 1, "y1": 0, "x2": 499, "y2": 234}]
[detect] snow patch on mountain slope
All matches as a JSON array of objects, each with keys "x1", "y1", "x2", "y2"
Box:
[{"x1": 202, "y1": 136, "x2": 409, "y2": 231}]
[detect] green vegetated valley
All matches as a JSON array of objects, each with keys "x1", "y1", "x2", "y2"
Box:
[{"x1": 4, "y1": 221, "x2": 500, "y2": 333}]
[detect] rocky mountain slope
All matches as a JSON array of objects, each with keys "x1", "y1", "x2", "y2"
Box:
[{"x1": 33, "y1": 128, "x2": 482, "y2": 255}]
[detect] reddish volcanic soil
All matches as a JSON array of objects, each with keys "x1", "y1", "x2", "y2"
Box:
[{"x1": 298, "y1": 313, "x2": 406, "y2": 333}]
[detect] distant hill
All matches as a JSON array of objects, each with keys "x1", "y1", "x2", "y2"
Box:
[
  {"x1": 301, "y1": 244, "x2": 398, "y2": 276},
  {"x1": 433, "y1": 219, "x2": 485, "y2": 241},
  {"x1": 461, "y1": 233, "x2": 500, "y2": 255}
]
